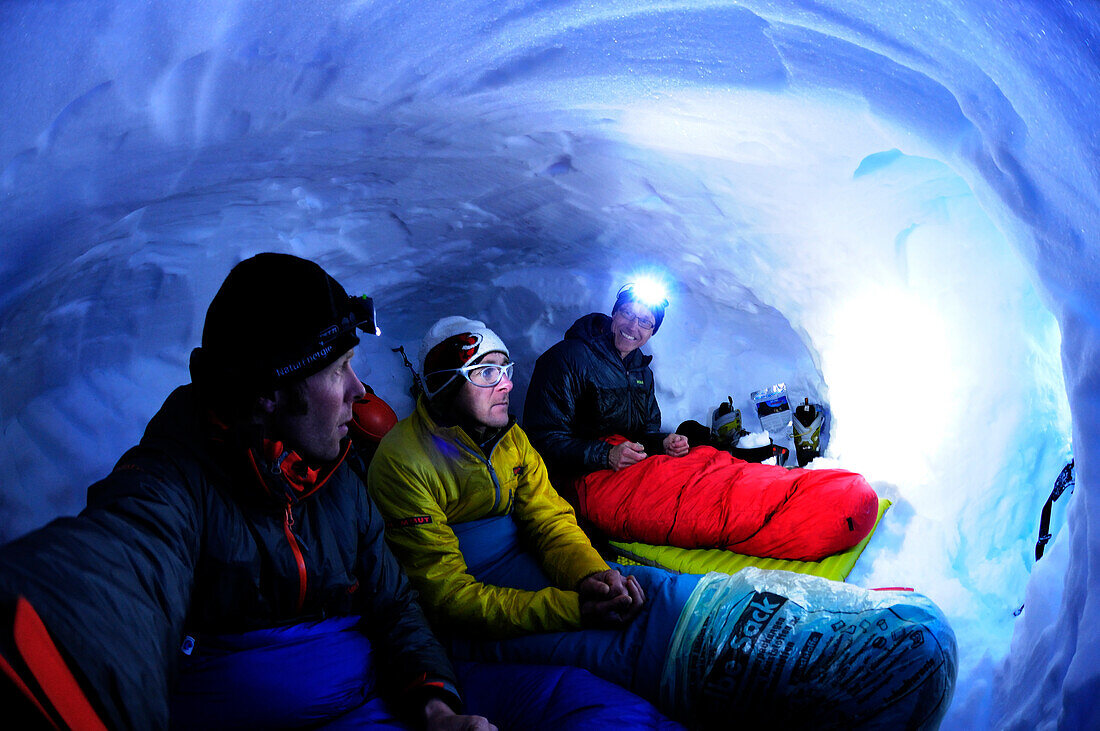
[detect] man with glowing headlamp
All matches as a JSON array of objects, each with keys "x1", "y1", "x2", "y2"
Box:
[
  {"x1": 524, "y1": 278, "x2": 882, "y2": 568},
  {"x1": 523, "y1": 280, "x2": 687, "y2": 497}
]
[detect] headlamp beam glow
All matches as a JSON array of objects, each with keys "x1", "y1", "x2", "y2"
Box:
[{"x1": 622, "y1": 276, "x2": 670, "y2": 308}]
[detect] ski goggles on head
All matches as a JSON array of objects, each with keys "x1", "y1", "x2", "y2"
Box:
[{"x1": 429, "y1": 361, "x2": 514, "y2": 389}]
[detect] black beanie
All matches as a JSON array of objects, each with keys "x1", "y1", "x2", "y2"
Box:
[{"x1": 190, "y1": 253, "x2": 370, "y2": 415}]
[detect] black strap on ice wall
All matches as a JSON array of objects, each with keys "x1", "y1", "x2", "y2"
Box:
[
  {"x1": 1035, "y1": 460, "x2": 1075, "y2": 561},
  {"x1": 1015, "y1": 459, "x2": 1075, "y2": 618}
]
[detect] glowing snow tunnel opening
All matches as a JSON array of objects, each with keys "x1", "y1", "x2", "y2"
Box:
[{"x1": 825, "y1": 287, "x2": 953, "y2": 486}]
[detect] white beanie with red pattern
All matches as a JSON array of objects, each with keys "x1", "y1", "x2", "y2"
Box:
[{"x1": 419, "y1": 316, "x2": 509, "y2": 400}]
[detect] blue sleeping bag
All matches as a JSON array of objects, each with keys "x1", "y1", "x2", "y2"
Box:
[
  {"x1": 449, "y1": 514, "x2": 701, "y2": 704},
  {"x1": 168, "y1": 611, "x2": 683, "y2": 730},
  {"x1": 449, "y1": 515, "x2": 957, "y2": 730}
]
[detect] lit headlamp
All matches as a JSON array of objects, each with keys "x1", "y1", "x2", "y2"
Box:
[{"x1": 619, "y1": 277, "x2": 670, "y2": 309}]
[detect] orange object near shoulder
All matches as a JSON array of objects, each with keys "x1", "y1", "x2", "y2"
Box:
[{"x1": 350, "y1": 391, "x2": 399, "y2": 443}]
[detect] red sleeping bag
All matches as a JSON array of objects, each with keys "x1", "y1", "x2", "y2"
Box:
[{"x1": 575, "y1": 445, "x2": 879, "y2": 562}]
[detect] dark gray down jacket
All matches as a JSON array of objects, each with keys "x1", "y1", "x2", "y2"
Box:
[
  {"x1": 0, "y1": 384, "x2": 458, "y2": 729},
  {"x1": 523, "y1": 313, "x2": 666, "y2": 486}
]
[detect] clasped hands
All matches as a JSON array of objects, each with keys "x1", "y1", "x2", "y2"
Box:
[
  {"x1": 607, "y1": 433, "x2": 689, "y2": 470},
  {"x1": 578, "y1": 569, "x2": 646, "y2": 627}
]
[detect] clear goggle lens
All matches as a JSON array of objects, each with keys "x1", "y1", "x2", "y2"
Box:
[{"x1": 456, "y1": 361, "x2": 514, "y2": 388}]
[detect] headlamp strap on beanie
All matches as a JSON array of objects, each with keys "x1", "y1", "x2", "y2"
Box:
[
  {"x1": 270, "y1": 294, "x2": 379, "y2": 383},
  {"x1": 273, "y1": 342, "x2": 339, "y2": 381}
]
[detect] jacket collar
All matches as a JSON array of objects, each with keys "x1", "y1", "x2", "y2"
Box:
[
  {"x1": 140, "y1": 384, "x2": 347, "y2": 506},
  {"x1": 245, "y1": 438, "x2": 348, "y2": 504},
  {"x1": 415, "y1": 397, "x2": 514, "y2": 456}
]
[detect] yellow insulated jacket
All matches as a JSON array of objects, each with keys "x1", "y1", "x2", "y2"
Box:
[{"x1": 367, "y1": 398, "x2": 609, "y2": 638}]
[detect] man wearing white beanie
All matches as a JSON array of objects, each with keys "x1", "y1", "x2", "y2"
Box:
[
  {"x1": 417, "y1": 316, "x2": 510, "y2": 403},
  {"x1": 369, "y1": 316, "x2": 645, "y2": 639}
]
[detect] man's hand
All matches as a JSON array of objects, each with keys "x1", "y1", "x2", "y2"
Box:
[
  {"x1": 608, "y1": 441, "x2": 646, "y2": 470},
  {"x1": 663, "y1": 433, "x2": 690, "y2": 457},
  {"x1": 578, "y1": 569, "x2": 646, "y2": 626},
  {"x1": 424, "y1": 697, "x2": 497, "y2": 731}
]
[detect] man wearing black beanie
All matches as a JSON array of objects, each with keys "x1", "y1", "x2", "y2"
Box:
[{"x1": 0, "y1": 253, "x2": 495, "y2": 730}]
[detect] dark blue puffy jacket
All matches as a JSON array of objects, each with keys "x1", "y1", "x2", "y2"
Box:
[
  {"x1": 0, "y1": 385, "x2": 457, "y2": 729},
  {"x1": 523, "y1": 313, "x2": 665, "y2": 487}
]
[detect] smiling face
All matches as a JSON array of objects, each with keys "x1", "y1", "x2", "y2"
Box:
[
  {"x1": 272, "y1": 348, "x2": 366, "y2": 461},
  {"x1": 610, "y1": 302, "x2": 656, "y2": 358},
  {"x1": 453, "y1": 351, "x2": 513, "y2": 429}
]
